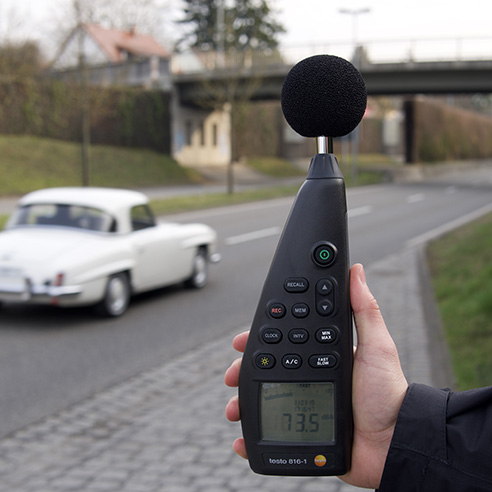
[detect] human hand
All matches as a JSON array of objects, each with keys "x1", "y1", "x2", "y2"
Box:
[{"x1": 224, "y1": 263, "x2": 408, "y2": 488}]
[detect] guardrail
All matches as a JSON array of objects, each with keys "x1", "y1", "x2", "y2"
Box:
[{"x1": 172, "y1": 36, "x2": 492, "y2": 74}]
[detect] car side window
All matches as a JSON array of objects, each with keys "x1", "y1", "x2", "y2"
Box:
[{"x1": 130, "y1": 205, "x2": 156, "y2": 231}]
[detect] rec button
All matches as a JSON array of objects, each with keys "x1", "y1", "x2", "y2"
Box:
[
  {"x1": 312, "y1": 242, "x2": 336, "y2": 267},
  {"x1": 268, "y1": 302, "x2": 286, "y2": 319}
]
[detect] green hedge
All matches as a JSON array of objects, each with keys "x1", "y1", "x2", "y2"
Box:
[
  {"x1": 0, "y1": 78, "x2": 171, "y2": 153},
  {"x1": 414, "y1": 98, "x2": 492, "y2": 162}
]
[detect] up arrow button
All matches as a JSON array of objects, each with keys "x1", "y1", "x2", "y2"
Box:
[{"x1": 316, "y1": 279, "x2": 333, "y2": 295}]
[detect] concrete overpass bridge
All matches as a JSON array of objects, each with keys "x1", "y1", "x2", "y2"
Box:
[
  {"x1": 174, "y1": 58, "x2": 492, "y2": 106},
  {"x1": 171, "y1": 38, "x2": 492, "y2": 167}
]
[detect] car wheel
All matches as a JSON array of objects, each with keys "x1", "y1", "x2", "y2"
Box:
[
  {"x1": 95, "y1": 273, "x2": 131, "y2": 317},
  {"x1": 185, "y1": 248, "x2": 208, "y2": 289}
]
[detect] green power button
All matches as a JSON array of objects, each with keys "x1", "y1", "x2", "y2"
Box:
[{"x1": 313, "y1": 243, "x2": 336, "y2": 267}]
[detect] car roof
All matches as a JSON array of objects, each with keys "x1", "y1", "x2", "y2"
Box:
[{"x1": 19, "y1": 187, "x2": 149, "y2": 215}]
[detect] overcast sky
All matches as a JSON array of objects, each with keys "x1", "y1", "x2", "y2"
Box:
[{"x1": 2, "y1": 0, "x2": 492, "y2": 62}]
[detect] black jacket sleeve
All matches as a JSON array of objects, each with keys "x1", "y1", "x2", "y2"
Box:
[{"x1": 378, "y1": 383, "x2": 492, "y2": 492}]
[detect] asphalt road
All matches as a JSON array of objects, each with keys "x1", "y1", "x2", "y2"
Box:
[{"x1": 0, "y1": 171, "x2": 491, "y2": 438}]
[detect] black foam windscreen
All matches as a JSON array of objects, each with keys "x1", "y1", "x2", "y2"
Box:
[{"x1": 281, "y1": 54, "x2": 367, "y2": 138}]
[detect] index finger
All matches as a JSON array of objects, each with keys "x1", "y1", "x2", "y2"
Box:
[{"x1": 232, "y1": 331, "x2": 249, "y2": 353}]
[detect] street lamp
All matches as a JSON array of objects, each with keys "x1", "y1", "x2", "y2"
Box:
[
  {"x1": 339, "y1": 8, "x2": 370, "y2": 68},
  {"x1": 339, "y1": 7, "x2": 370, "y2": 183}
]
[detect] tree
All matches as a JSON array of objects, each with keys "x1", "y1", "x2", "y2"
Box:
[
  {"x1": 54, "y1": 0, "x2": 167, "y2": 39},
  {"x1": 0, "y1": 41, "x2": 43, "y2": 80},
  {"x1": 176, "y1": 0, "x2": 285, "y2": 52},
  {"x1": 51, "y1": 0, "x2": 168, "y2": 186}
]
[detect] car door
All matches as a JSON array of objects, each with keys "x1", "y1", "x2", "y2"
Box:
[{"x1": 129, "y1": 205, "x2": 182, "y2": 291}]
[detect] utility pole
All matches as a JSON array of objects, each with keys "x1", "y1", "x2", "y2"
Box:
[{"x1": 74, "y1": 0, "x2": 91, "y2": 187}]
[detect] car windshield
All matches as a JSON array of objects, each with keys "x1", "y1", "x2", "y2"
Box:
[{"x1": 8, "y1": 204, "x2": 117, "y2": 233}]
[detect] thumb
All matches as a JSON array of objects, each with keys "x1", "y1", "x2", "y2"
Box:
[{"x1": 350, "y1": 264, "x2": 392, "y2": 348}]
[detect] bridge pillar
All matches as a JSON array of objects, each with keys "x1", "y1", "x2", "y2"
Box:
[{"x1": 404, "y1": 97, "x2": 416, "y2": 164}]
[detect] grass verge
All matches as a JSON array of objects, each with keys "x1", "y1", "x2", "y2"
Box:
[
  {"x1": 149, "y1": 185, "x2": 301, "y2": 216},
  {"x1": 0, "y1": 135, "x2": 200, "y2": 195},
  {"x1": 427, "y1": 212, "x2": 492, "y2": 390}
]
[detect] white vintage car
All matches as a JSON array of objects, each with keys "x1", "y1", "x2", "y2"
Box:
[{"x1": 0, "y1": 187, "x2": 220, "y2": 317}]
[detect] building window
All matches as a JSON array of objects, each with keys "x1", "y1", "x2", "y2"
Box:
[
  {"x1": 200, "y1": 121, "x2": 205, "y2": 146},
  {"x1": 185, "y1": 120, "x2": 193, "y2": 146},
  {"x1": 212, "y1": 123, "x2": 218, "y2": 147}
]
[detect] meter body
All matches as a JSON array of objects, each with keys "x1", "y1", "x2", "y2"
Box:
[{"x1": 238, "y1": 154, "x2": 353, "y2": 476}]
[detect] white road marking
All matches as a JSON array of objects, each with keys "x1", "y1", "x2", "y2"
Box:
[
  {"x1": 407, "y1": 193, "x2": 425, "y2": 204},
  {"x1": 225, "y1": 226, "x2": 282, "y2": 246},
  {"x1": 348, "y1": 205, "x2": 373, "y2": 218},
  {"x1": 226, "y1": 205, "x2": 374, "y2": 245},
  {"x1": 406, "y1": 202, "x2": 492, "y2": 248}
]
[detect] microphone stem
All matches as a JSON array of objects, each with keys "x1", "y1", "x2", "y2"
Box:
[{"x1": 316, "y1": 136, "x2": 333, "y2": 154}]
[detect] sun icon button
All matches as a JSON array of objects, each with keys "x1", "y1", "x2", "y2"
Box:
[{"x1": 255, "y1": 353, "x2": 275, "y2": 369}]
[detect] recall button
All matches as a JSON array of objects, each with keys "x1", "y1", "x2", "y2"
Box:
[{"x1": 284, "y1": 277, "x2": 309, "y2": 293}]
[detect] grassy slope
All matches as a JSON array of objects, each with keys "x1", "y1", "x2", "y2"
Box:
[
  {"x1": 0, "y1": 135, "x2": 199, "y2": 195},
  {"x1": 427, "y1": 212, "x2": 492, "y2": 390}
]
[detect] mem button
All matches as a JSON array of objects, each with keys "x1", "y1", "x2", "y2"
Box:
[{"x1": 292, "y1": 303, "x2": 309, "y2": 318}]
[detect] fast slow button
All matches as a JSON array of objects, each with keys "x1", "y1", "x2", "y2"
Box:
[{"x1": 309, "y1": 354, "x2": 338, "y2": 368}]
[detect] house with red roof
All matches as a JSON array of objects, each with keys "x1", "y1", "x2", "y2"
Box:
[
  {"x1": 50, "y1": 23, "x2": 232, "y2": 168},
  {"x1": 50, "y1": 23, "x2": 171, "y2": 90}
]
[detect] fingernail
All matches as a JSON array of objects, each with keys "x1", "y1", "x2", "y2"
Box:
[{"x1": 359, "y1": 264, "x2": 367, "y2": 285}]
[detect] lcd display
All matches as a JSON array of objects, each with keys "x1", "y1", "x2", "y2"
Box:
[{"x1": 260, "y1": 382, "x2": 335, "y2": 443}]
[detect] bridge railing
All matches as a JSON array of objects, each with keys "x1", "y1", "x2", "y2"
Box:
[{"x1": 172, "y1": 36, "x2": 492, "y2": 74}]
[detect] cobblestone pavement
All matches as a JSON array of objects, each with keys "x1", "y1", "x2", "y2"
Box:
[{"x1": 0, "y1": 245, "x2": 441, "y2": 492}]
